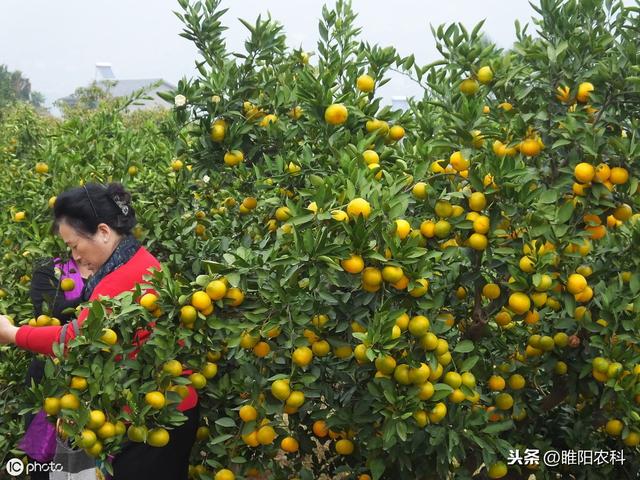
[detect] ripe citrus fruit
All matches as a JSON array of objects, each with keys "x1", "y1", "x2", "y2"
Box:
[
  {"x1": 312, "y1": 420, "x2": 329, "y2": 438},
  {"x1": 335, "y1": 439, "x2": 354, "y2": 455},
  {"x1": 271, "y1": 379, "x2": 291, "y2": 401},
  {"x1": 147, "y1": 427, "x2": 170, "y2": 447},
  {"x1": 408, "y1": 315, "x2": 429, "y2": 337},
  {"x1": 388, "y1": 125, "x2": 405, "y2": 141},
  {"x1": 574, "y1": 162, "x2": 595, "y2": 183},
  {"x1": 460, "y1": 78, "x2": 479, "y2": 95},
  {"x1": 100, "y1": 328, "x2": 118, "y2": 345},
  {"x1": 60, "y1": 393, "x2": 80, "y2": 410},
  {"x1": 87, "y1": 410, "x2": 106, "y2": 430},
  {"x1": 223, "y1": 150, "x2": 244, "y2": 166},
  {"x1": 488, "y1": 461, "x2": 507, "y2": 479},
  {"x1": 206, "y1": 280, "x2": 227, "y2": 300},
  {"x1": 362, "y1": 267, "x2": 382, "y2": 287},
  {"x1": 477, "y1": 66, "x2": 493, "y2": 84},
  {"x1": 127, "y1": 425, "x2": 147, "y2": 442},
  {"x1": 482, "y1": 283, "x2": 500, "y2": 299},
  {"x1": 324, "y1": 104, "x2": 348, "y2": 125},
  {"x1": 201, "y1": 362, "x2": 219, "y2": 379},
  {"x1": 163, "y1": 359, "x2": 183, "y2": 377},
  {"x1": 257, "y1": 425, "x2": 277, "y2": 445},
  {"x1": 356, "y1": 74, "x2": 375, "y2": 93},
  {"x1": 394, "y1": 219, "x2": 411, "y2": 239},
  {"x1": 281, "y1": 436, "x2": 299, "y2": 453},
  {"x1": 520, "y1": 138, "x2": 542, "y2": 157},
  {"x1": 60, "y1": 278, "x2": 75, "y2": 291},
  {"x1": 214, "y1": 469, "x2": 235, "y2": 480},
  {"x1": 576, "y1": 82, "x2": 594, "y2": 103},
  {"x1": 508, "y1": 292, "x2": 531, "y2": 315},
  {"x1": 488, "y1": 375, "x2": 506, "y2": 391},
  {"x1": 341, "y1": 254, "x2": 364, "y2": 274},
  {"x1": 189, "y1": 373, "x2": 207, "y2": 389},
  {"x1": 43, "y1": 397, "x2": 61, "y2": 416},
  {"x1": 140, "y1": 292, "x2": 159, "y2": 311},
  {"x1": 292, "y1": 346, "x2": 313, "y2": 367},
  {"x1": 347, "y1": 198, "x2": 371, "y2": 219},
  {"x1": 225, "y1": 287, "x2": 245, "y2": 306},
  {"x1": 145, "y1": 391, "x2": 166, "y2": 410}
]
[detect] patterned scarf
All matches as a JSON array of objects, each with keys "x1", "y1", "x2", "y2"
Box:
[{"x1": 81, "y1": 235, "x2": 141, "y2": 301}]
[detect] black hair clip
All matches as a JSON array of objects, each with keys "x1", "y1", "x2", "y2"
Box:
[{"x1": 111, "y1": 194, "x2": 130, "y2": 216}]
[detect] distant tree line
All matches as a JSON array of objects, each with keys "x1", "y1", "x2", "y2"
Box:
[{"x1": 0, "y1": 64, "x2": 45, "y2": 109}]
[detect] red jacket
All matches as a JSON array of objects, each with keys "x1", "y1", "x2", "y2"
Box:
[{"x1": 16, "y1": 247, "x2": 197, "y2": 412}]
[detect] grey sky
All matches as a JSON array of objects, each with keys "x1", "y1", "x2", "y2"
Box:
[{"x1": 1, "y1": 0, "x2": 539, "y2": 108}]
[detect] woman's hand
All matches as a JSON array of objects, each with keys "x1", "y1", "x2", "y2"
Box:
[{"x1": 0, "y1": 315, "x2": 18, "y2": 345}]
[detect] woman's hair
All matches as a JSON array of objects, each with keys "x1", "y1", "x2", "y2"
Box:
[{"x1": 52, "y1": 182, "x2": 137, "y2": 236}]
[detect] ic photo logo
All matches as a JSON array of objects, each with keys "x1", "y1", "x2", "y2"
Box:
[
  {"x1": 6, "y1": 458, "x2": 24, "y2": 476},
  {"x1": 5, "y1": 458, "x2": 64, "y2": 477}
]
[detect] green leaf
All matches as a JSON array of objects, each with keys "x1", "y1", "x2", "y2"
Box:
[
  {"x1": 556, "y1": 202, "x2": 574, "y2": 224},
  {"x1": 214, "y1": 417, "x2": 236, "y2": 428},
  {"x1": 539, "y1": 189, "x2": 558, "y2": 204},
  {"x1": 210, "y1": 434, "x2": 233, "y2": 445},
  {"x1": 482, "y1": 420, "x2": 514, "y2": 434},
  {"x1": 370, "y1": 457, "x2": 385, "y2": 480},
  {"x1": 453, "y1": 340, "x2": 475, "y2": 353},
  {"x1": 460, "y1": 355, "x2": 479, "y2": 371}
]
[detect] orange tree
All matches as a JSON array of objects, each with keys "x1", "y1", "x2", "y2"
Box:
[{"x1": 1, "y1": 0, "x2": 639, "y2": 479}]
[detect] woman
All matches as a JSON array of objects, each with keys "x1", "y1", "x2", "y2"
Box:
[
  {"x1": 22, "y1": 255, "x2": 92, "y2": 480},
  {"x1": 0, "y1": 183, "x2": 198, "y2": 480}
]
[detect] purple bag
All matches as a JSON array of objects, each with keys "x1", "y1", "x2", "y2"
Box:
[
  {"x1": 19, "y1": 410, "x2": 57, "y2": 462},
  {"x1": 54, "y1": 257, "x2": 85, "y2": 300}
]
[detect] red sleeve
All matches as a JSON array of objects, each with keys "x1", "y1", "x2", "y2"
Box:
[{"x1": 15, "y1": 248, "x2": 160, "y2": 356}]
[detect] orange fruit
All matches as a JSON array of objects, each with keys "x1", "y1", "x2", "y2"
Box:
[
  {"x1": 253, "y1": 341, "x2": 271, "y2": 358},
  {"x1": 508, "y1": 292, "x2": 531, "y2": 315},
  {"x1": 388, "y1": 125, "x2": 405, "y2": 141},
  {"x1": 223, "y1": 150, "x2": 244, "y2": 166},
  {"x1": 488, "y1": 461, "x2": 508, "y2": 479},
  {"x1": 341, "y1": 254, "x2": 364, "y2": 274},
  {"x1": 239, "y1": 405, "x2": 258, "y2": 422},
  {"x1": 335, "y1": 439, "x2": 354, "y2": 455},
  {"x1": 460, "y1": 78, "x2": 479, "y2": 95},
  {"x1": 163, "y1": 359, "x2": 183, "y2": 377},
  {"x1": 488, "y1": 375, "x2": 506, "y2": 391},
  {"x1": 43, "y1": 397, "x2": 61, "y2": 416},
  {"x1": 147, "y1": 428, "x2": 170, "y2": 447},
  {"x1": 347, "y1": 198, "x2": 371, "y2": 219},
  {"x1": 324, "y1": 104, "x2": 348, "y2": 125},
  {"x1": 140, "y1": 293, "x2": 159, "y2": 311},
  {"x1": 312, "y1": 420, "x2": 329, "y2": 438},
  {"x1": 191, "y1": 291, "x2": 211, "y2": 311},
  {"x1": 280, "y1": 436, "x2": 299, "y2": 453},
  {"x1": 127, "y1": 425, "x2": 147, "y2": 443},
  {"x1": 574, "y1": 163, "x2": 595, "y2": 183},
  {"x1": 145, "y1": 391, "x2": 166, "y2": 409},
  {"x1": 271, "y1": 379, "x2": 291, "y2": 401},
  {"x1": 256, "y1": 425, "x2": 277, "y2": 445},
  {"x1": 477, "y1": 66, "x2": 493, "y2": 83},
  {"x1": 60, "y1": 393, "x2": 80, "y2": 410},
  {"x1": 609, "y1": 167, "x2": 629, "y2": 184},
  {"x1": 292, "y1": 346, "x2": 313, "y2": 367},
  {"x1": 576, "y1": 82, "x2": 594, "y2": 103},
  {"x1": 189, "y1": 373, "x2": 207, "y2": 390},
  {"x1": 206, "y1": 280, "x2": 227, "y2": 300},
  {"x1": 357, "y1": 74, "x2": 375, "y2": 92},
  {"x1": 214, "y1": 469, "x2": 235, "y2": 480},
  {"x1": 201, "y1": 362, "x2": 218, "y2": 379},
  {"x1": 225, "y1": 287, "x2": 245, "y2": 307}
]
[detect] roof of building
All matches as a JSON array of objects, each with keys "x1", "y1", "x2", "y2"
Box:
[
  {"x1": 57, "y1": 78, "x2": 176, "y2": 106},
  {"x1": 96, "y1": 78, "x2": 175, "y2": 97}
]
